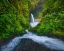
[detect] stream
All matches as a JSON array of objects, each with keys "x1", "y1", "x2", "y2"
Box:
[{"x1": 1, "y1": 13, "x2": 64, "y2": 51}]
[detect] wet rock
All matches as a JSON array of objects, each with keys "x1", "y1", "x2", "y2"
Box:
[{"x1": 14, "y1": 39, "x2": 60, "y2": 51}]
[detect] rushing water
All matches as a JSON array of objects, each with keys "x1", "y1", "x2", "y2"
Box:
[
  {"x1": 30, "y1": 13, "x2": 39, "y2": 27},
  {"x1": 1, "y1": 30, "x2": 64, "y2": 51},
  {"x1": 31, "y1": 13, "x2": 34, "y2": 23},
  {"x1": 1, "y1": 14, "x2": 64, "y2": 51}
]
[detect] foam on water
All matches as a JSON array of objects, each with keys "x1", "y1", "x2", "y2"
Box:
[
  {"x1": 30, "y1": 13, "x2": 40, "y2": 27},
  {"x1": 1, "y1": 30, "x2": 64, "y2": 51}
]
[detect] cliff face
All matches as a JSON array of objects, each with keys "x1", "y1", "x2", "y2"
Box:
[
  {"x1": 32, "y1": 0, "x2": 45, "y2": 14},
  {"x1": 30, "y1": 0, "x2": 45, "y2": 19}
]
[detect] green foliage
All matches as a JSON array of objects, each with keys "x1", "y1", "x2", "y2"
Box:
[
  {"x1": 42, "y1": 0, "x2": 63, "y2": 15},
  {"x1": 34, "y1": 12, "x2": 42, "y2": 18},
  {"x1": 0, "y1": 13, "x2": 26, "y2": 40},
  {"x1": 28, "y1": 0, "x2": 40, "y2": 11},
  {"x1": 0, "y1": 0, "x2": 41, "y2": 41},
  {"x1": 36, "y1": 0, "x2": 64, "y2": 37},
  {"x1": 0, "y1": 2, "x2": 30, "y2": 41}
]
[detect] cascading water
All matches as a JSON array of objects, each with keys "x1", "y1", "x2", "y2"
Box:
[
  {"x1": 1, "y1": 30, "x2": 64, "y2": 51},
  {"x1": 1, "y1": 13, "x2": 64, "y2": 51},
  {"x1": 31, "y1": 13, "x2": 34, "y2": 23},
  {"x1": 30, "y1": 13, "x2": 39, "y2": 27}
]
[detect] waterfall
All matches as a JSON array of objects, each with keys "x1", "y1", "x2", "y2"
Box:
[
  {"x1": 30, "y1": 13, "x2": 39, "y2": 27},
  {"x1": 1, "y1": 30, "x2": 64, "y2": 51},
  {"x1": 31, "y1": 13, "x2": 34, "y2": 23}
]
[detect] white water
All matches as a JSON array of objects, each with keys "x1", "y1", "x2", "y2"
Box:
[
  {"x1": 1, "y1": 30, "x2": 64, "y2": 51},
  {"x1": 30, "y1": 13, "x2": 39, "y2": 27},
  {"x1": 31, "y1": 13, "x2": 34, "y2": 23}
]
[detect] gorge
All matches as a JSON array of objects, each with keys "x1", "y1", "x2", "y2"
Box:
[
  {"x1": 1, "y1": 14, "x2": 64, "y2": 51},
  {"x1": 0, "y1": 0, "x2": 64, "y2": 51}
]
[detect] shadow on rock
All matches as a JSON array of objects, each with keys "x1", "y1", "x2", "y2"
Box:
[{"x1": 14, "y1": 39, "x2": 60, "y2": 51}]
